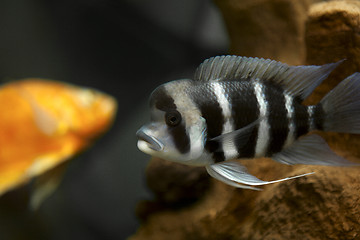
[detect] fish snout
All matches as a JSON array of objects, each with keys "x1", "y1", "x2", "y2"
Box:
[{"x1": 136, "y1": 127, "x2": 164, "y2": 152}]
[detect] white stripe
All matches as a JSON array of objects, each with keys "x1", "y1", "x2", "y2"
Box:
[
  {"x1": 308, "y1": 106, "x2": 315, "y2": 131},
  {"x1": 165, "y1": 80, "x2": 205, "y2": 160},
  {"x1": 284, "y1": 94, "x2": 295, "y2": 148},
  {"x1": 211, "y1": 82, "x2": 238, "y2": 160},
  {"x1": 254, "y1": 81, "x2": 270, "y2": 157}
]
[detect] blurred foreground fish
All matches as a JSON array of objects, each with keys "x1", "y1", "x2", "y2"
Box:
[
  {"x1": 137, "y1": 55, "x2": 360, "y2": 190},
  {"x1": 0, "y1": 79, "x2": 117, "y2": 208}
]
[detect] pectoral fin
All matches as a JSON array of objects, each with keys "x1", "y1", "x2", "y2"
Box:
[
  {"x1": 29, "y1": 162, "x2": 68, "y2": 210},
  {"x1": 209, "y1": 119, "x2": 260, "y2": 153},
  {"x1": 206, "y1": 161, "x2": 313, "y2": 190},
  {"x1": 272, "y1": 134, "x2": 359, "y2": 166}
]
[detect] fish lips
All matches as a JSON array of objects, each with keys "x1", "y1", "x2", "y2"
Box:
[{"x1": 136, "y1": 128, "x2": 164, "y2": 152}]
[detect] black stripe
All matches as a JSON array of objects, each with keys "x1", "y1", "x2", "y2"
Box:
[
  {"x1": 151, "y1": 85, "x2": 191, "y2": 154},
  {"x1": 213, "y1": 152, "x2": 227, "y2": 163},
  {"x1": 170, "y1": 123, "x2": 190, "y2": 154},
  {"x1": 226, "y1": 81, "x2": 259, "y2": 158},
  {"x1": 293, "y1": 99, "x2": 310, "y2": 138},
  {"x1": 150, "y1": 86, "x2": 177, "y2": 111},
  {"x1": 191, "y1": 83, "x2": 225, "y2": 162},
  {"x1": 313, "y1": 103, "x2": 324, "y2": 130},
  {"x1": 264, "y1": 83, "x2": 288, "y2": 156}
]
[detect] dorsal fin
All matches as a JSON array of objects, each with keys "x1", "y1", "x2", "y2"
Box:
[{"x1": 194, "y1": 55, "x2": 343, "y2": 101}]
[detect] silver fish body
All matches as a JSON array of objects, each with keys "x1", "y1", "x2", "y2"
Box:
[{"x1": 137, "y1": 56, "x2": 360, "y2": 189}]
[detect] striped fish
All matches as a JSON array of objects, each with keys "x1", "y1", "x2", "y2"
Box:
[{"x1": 136, "y1": 55, "x2": 360, "y2": 190}]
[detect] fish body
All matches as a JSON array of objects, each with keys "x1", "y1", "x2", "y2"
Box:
[
  {"x1": 137, "y1": 56, "x2": 360, "y2": 189},
  {"x1": 0, "y1": 79, "x2": 117, "y2": 200}
]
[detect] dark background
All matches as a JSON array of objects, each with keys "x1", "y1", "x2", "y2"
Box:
[{"x1": 0, "y1": 0, "x2": 228, "y2": 239}]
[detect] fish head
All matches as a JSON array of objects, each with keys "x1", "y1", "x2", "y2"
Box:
[
  {"x1": 58, "y1": 85, "x2": 117, "y2": 138},
  {"x1": 16, "y1": 79, "x2": 117, "y2": 138},
  {"x1": 137, "y1": 81, "x2": 208, "y2": 165}
]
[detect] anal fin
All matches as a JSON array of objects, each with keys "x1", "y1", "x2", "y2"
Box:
[{"x1": 272, "y1": 134, "x2": 359, "y2": 166}]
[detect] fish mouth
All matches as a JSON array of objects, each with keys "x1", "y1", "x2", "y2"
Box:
[{"x1": 136, "y1": 129, "x2": 164, "y2": 151}]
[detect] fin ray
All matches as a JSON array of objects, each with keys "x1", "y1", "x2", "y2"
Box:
[
  {"x1": 30, "y1": 161, "x2": 68, "y2": 210},
  {"x1": 272, "y1": 134, "x2": 359, "y2": 166},
  {"x1": 209, "y1": 119, "x2": 260, "y2": 153},
  {"x1": 320, "y1": 72, "x2": 360, "y2": 134},
  {"x1": 206, "y1": 164, "x2": 261, "y2": 190},
  {"x1": 206, "y1": 161, "x2": 314, "y2": 189},
  {"x1": 194, "y1": 55, "x2": 343, "y2": 100}
]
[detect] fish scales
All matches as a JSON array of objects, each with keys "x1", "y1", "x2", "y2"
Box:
[
  {"x1": 223, "y1": 81, "x2": 259, "y2": 159},
  {"x1": 190, "y1": 82, "x2": 226, "y2": 162},
  {"x1": 210, "y1": 82, "x2": 237, "y2": 160},
  {"x1": 313, "y1": 103, "x2": 325, "y2": 131},
  {"x1": 137, "y1": 55, "x2": 360, "y2": 190},
  {"x1": 284, "y1": 94, "x2": 296, "y2": 148},
  {"x1": 307, "y1": 106, "x2": 315, "y2": 131},
  {"x1": 190, "y1": 80, "x2": 308, "y2": 160},
  {"x1": 253, "y1": 81, "x2": 270, "y2": 157},
  {"x1": 191, "y1": 80, "x2": 260, "y2": 162},
  {"x1": 293, "y1": 98, "x2": 310, "y2": 138},
  {"x1": 263, "y1": 82, "x2": 289, "y2": 156}
]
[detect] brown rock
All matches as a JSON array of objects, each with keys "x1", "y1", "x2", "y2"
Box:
[
  {"x1": 306, "y1": 0, "x2": 360, "y2": 99},
  {"x1": 135, "y1": 158, "x2": 211, "y2": 221},
  {"x1": 305, "y1": 0, "x2": 360, "y2": 159},
  {"x1": 306, "y1": 1, "x2": 360, "y2": 74},
  {"x1": 237, "y1": 164, "x2": 360, "y2": 240},
  {"x1": 145, "y1": 158, "x2": 210, "y2": 205},
  {"x1": 130, "y1": 160, "x2": 360, "y2": 240},
  {"x1": 214, "y1": 0, "x2": 319, "y2": 65}
]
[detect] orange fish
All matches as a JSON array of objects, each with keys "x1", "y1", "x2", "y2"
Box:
[{"x1": 0, "y1": 79, "x2": 117, "y2": 208}]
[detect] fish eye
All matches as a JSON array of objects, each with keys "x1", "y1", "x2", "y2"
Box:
[{"x1": 165, "y1": 110, "x2": 181, "y2": 127}]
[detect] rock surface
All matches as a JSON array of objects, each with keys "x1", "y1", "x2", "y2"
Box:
[
  {"x1": 306, "y1": 0, "x2": 360, "y2": 76},
  {"x1": 305, "y1": 0, "x2": 360, "y2": 160},
  {"x1": 214, "y1": 0, "x2": 319, "y2": 65},
  {"x1": 131, "y1": 160, "x2": 360, "y2": 240},
  {"x1": 144, "y1": 158, "x2": 210, "y2": 205},
  {"x1": 135, "y1": 158, "x2": 211, "y2": 221},
  {"x1": 130, "y1": 1, "x2": 360, "y2": 239}
]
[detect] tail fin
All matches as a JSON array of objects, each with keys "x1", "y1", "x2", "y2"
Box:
[{"x1": 320, "y1": 72, "x2": 360, "y2": 134}]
